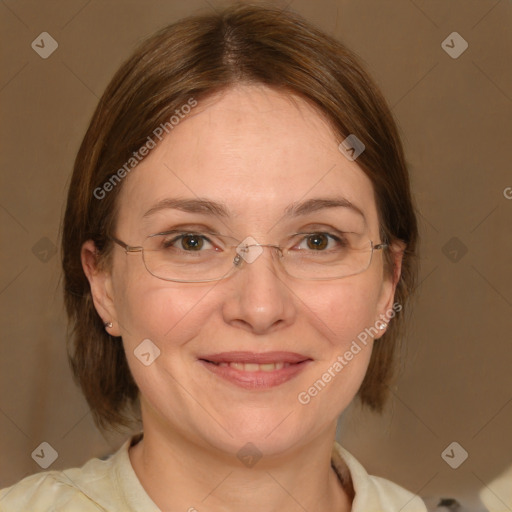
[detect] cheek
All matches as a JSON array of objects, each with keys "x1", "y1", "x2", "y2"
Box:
[
  {"x1": 112, "y1": 269, "x2": 217, "y2": 350},
  {"x1": 294, "y1": 278, "x2": 382, "y2": 416},
  {"x1": 298, "y1": 273, "x2": 383, "y2": 348}
]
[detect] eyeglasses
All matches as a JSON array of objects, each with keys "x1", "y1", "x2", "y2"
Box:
[{"x1": 109, "y1": 230, "x2": 388, "y2": 283}]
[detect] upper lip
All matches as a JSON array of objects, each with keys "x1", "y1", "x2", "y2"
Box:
[{"x1": 199, "y1": 351, "x2": 311, "y2": 364}]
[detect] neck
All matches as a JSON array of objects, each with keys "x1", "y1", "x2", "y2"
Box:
[{"x1": 129, "y1": 421, "x2": 352, "y2": 512}]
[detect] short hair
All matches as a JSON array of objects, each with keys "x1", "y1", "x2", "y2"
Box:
[{"x1": 62, "y1": 3, "x2": 419, "y2": 431}]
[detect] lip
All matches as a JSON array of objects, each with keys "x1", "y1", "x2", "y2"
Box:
[
  {"x1": 199, "y1": 351, "x2": 310, "y2": 364},
  {"x1": 198, "y1": 351, "x2": 312, "y2": 390}
]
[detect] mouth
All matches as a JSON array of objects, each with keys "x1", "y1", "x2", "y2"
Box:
[
  {"x1": 205, "y1": 361, "x2": 293, "y2": 371},
  {"x1": 198, "y1": 351, "x2": 312, "y2": 390}
]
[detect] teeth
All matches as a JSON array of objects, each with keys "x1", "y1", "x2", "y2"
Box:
[
  {"x1": 242, "y1": 363, "x2": 260, "y2": 372},
  {"x1": 214, "y1": 362, "x2": 290, "y2": 371},
  {"x1": 260, "y1": 363, "x2": 280, "y2": 371}
]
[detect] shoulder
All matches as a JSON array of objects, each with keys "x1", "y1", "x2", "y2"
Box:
[
  {"x1": 0, "y1": 469, "x2": 95, "y2": 512},
  {"x1": 480, "y1": 464, "x2": 512, "y2": 512},
  {"x1": 0, "y1": 440, "x2": 131, "y2": 512},
  {"x1": 332, "y1": 442, "x2": 427, "y2": 512}
]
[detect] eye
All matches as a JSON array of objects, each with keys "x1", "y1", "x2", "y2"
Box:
[
  {"x1": 295, "y1": 233, "x2": 346, "y2": 251},
  {"x1": 162, "y1": 232, "x2": 215, "y2": 251},
  {"x1": 181, "y1": 234, "x2": 207, "y2": 251}
]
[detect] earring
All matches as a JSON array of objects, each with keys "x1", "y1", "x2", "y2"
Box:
[
  {"x1": 104, "y1": 321, "x2": 113, "y2": 329},
  {"x1": 377, "y1": 322, "x2": 387, "y2": 330}
]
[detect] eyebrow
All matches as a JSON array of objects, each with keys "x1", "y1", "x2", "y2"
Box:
[
  {"x1": 283, "y1": 197, "x2": 365, "y2": 220},
  {"x1": 143, "y1": 198, "x2": 230, "y2": 218},
  {"x1": 142, "y1": 196, "x2": 366, "y2": 220}
]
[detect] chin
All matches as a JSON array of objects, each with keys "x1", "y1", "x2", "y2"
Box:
[{"x1": 194, "y1": 407, "x2": 324, "y2": 459}]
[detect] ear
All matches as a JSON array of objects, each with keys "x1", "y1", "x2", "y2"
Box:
[
  {"x1": 374, "y1": 240, "x2": 405, "y2": 338},
  {"x1": 81, "y1": 240, "x2": 121, "y2": 337}
]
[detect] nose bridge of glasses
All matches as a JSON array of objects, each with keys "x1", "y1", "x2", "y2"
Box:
[
  {"x1": 250, "y1": 242, "x2": 283, "y2": 254},
  {"x1": 233, "y1": 240, "x2": 284, "y2": 268}
]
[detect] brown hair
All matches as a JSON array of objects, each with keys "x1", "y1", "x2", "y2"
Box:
[{"x1": 62, "y1": 3, "x2": 418, "y2": 431}]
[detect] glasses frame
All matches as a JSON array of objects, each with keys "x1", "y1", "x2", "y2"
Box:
[{"x1": 109, "y1": 234, "x2": 389, "y2": 283}]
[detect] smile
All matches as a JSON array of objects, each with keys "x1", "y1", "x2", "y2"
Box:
[
  {"x1": 209, "y1": 361, "x2": 292, "y2": 371},
  {"x1": 198, "y1": 352, "x2": 312, "y2": 389}
]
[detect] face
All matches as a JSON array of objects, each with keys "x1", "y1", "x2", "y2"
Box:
[{"x1": 84, "y1": 85, "x2": 401, "y2": 457}]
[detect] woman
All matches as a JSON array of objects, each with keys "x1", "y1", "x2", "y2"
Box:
[{"x1": 0, "y1": 4, "x2": 425, "y2": 510}]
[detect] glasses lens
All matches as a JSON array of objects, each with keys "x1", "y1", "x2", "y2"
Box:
[
  {"x1": 283, "y1": 238, "x2": 374, "y2": 280},
  {"x1": 139, "y1": 231, "x2": 377, "y2": 282},
  {"x1": 142, "y1": 232, "x2": 235, "y2": 282}
]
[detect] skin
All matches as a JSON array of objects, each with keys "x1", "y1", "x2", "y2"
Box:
[{"x1": 82, "y1": 85, "x2": 403, "y2": 512}]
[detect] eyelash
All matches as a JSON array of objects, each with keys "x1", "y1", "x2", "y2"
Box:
[
  {"x1": 293, "y1": 231, "x2": 349, "y2": 250},
  {"x1": 161, "y1": 232, "x2": 216, "y2": 250},
  {"x1": 156, "y1": 230, "x2": 349, "y2": 251}
]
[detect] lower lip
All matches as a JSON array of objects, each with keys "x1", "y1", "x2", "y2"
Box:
[{"x1": 199, "y1": 360, "x2": 311, "y2": 390}]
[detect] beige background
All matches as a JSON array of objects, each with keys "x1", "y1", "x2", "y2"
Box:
[{"x1": 0, "y1": 0, "x2": 511, "y2": 510}]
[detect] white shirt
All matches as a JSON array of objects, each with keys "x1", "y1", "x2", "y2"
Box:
[
  {"x1": 479, "y1": 463, "x2": 512, "y2": 512},
  {"x1": 0, "y1": 433, "x2": 427, "y2": 511}
]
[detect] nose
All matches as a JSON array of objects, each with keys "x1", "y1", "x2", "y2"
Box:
[{"x1": 221, "y1": 245, "x2": 297, "y2": 335}]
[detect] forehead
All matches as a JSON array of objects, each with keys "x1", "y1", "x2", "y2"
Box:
[{"x1": 117, "y1": 85, "x2": 379, "y2": 236}]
